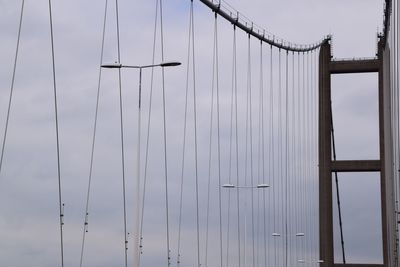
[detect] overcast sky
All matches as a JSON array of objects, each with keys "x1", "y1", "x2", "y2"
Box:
[{"x1": 0, "y1": 0, "x2": 386, "y2": 267}]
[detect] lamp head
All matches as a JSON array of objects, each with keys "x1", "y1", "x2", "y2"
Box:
[
  {"x1": 256, "y1": 183, "x2": 270, "y2": 188},
  {"x1": 101, "y1": 62, "x2": 122, "y2": 69},
  {"x1": 160, "y1": 61, "x2": 182, "y2": 67},
  {"x1": 222, "y1": 183, "x2": 235, "y2": 188}
]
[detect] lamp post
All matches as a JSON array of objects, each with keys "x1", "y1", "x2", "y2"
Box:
[
  {"x1": 102, "y1": 60, "x2": 181, "y2": 267},
  {"x1": 222, "y1": 183, "x2": 270, "y2": 267}
]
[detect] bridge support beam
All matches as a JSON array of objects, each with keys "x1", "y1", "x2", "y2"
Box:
[
  {"x1": 330, "y1": 58, "x2": 380, "y2": 74},
  {"x1": 319, "y1": 37, "x2": 394, "y2": 266},
  {"x1": 319, "y1": 39, "x2": 334, "y2": 267},
  {"x1": 331, "y1": 160, "x2": 381, "y2": 172}
]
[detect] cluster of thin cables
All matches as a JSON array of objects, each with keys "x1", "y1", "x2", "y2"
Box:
[
  {"x1": 79, "y1": 1, "x2": 108, "y2": 266},
  {"x1": 0, "y1": 1, "x2": 65, "y2": 266},
  {"x1": 269, "y1": 48, "x2": 319, "y2": 267},
  {"x1": 1, "y1": 1, "x2": 323, "y2": 267},
  {"x1": 182, "y1": 9, "x2": 324, "y2": 267},
  {"x1": 179, "y1": 7, "x2": 321, "y2": 267},
  {"x1": 79, "y1": 1, "x2": 172, "y2": 267},
  {"x1": 265, "y1": 48, "x2": 320, "y2": 267},
  {"x1": 176, "y1": 4, "x2": 319, "y2": 267},
  {"x1": 203, "y1": 12, "x2": 224, "y2": 267},
  {"x1": 2, "y1": 1, "x2": 325, "y2": 267},
  {"x1": 176, "y1": 2, "x2": 202, "y2": 267},
  {"x1": 139, "y1": 0, "x2": 162, "y2": 264}
]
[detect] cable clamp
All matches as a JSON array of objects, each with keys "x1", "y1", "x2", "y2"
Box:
[{"x1": 60, "y1": 203, "x2": 65, "y2": 225}]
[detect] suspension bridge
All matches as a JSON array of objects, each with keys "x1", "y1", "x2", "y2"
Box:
[{"x1": 0, "y1": 0, "x2": 399, "y2": 267}]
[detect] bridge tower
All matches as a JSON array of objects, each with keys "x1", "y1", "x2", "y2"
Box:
[{"x1": 319, "y1": 37, "x2": 397, "y2": 267}]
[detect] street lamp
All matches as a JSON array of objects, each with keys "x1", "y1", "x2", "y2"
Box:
[
  {"x1": 271, "y1": 230, "x2": 305, "y2": 263},
  {"x1": 271, "y1": 232, "x2": 305, "y2": 237},
  {"x1": 101, "y1": 60, "x2": 181, "y2": 267},
  {"x1": 222, "y1": 183, "x2": 270, "y2": 267},
  {"x1": 222, "y1": 183, "x2": 270, "y2": 189},
  {"x1": 101, "y1": 61, "x2": 181, "y2": 69}
]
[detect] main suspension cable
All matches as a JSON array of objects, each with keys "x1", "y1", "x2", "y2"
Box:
[{"x1": 197, "y1": 0, "x2": 328, "y2": 52}]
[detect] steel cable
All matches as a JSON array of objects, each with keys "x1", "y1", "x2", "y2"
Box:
[
  {"x1": 270, "y1": 45, "x2": 277, "y2": 267},
  {"x1": 214, "y1": 14, "x2": 224, "y2": 267},
  {"x1": 247, "y1": 34, "x2": 256, "y2": 267},
  {"x1": 158, "y1": 0, "x2": 173, "y2": 265},
  {"x1": 278, "y1": 48, "x2": 283, "y2": 267},
  {"x1": 176, "y1": 1, "x2": 193, "y2": 265},
  {"x1": 296, "y1": 52, "x2": 301, "y2": 267},
  {"x1": 290, "y1": 51, "x2": 296, "y2": 267},
  {"x1": 284, "y1": 51, "x2": 289, "y2": 267},
  {"x1": 233, "y1": 26, "x2": 242, "y2": 267},
  {"x1": 244, "y1": 34, "x2": 250, "y2": 267},
  {"x1": 114, "y1": 0, "x2": 129, "y2": 265},
  {"x1": 197, "y1": 0, "x2": 327, "y2": 52},
  {"x1": 79, "y1": 1, "x2": 108, "y2": 266},
  {"x1": 0, "y1": 0, "x2": 25, "y2": 179},
  {"x1": 188, "y1": 2, "x2": 201, "y2": 266},
  {"x1": 139, "y1": 0, "x2": 160, "y2": 263},
  {"x1": 48, "y1": 1, "x2": 65, "y2": 266},
  {"x1": 204, "y1": 13, "x2": 217, "y2": 267},
  {"x1": 225, "y1": 24, "x2": 237, "y2": 267}
]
